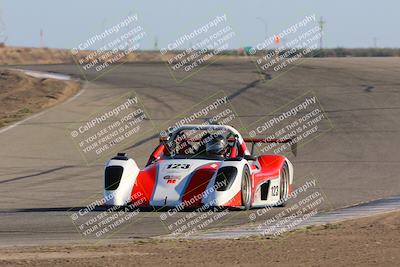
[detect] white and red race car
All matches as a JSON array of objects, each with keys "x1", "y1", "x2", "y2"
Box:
[{"x1": 104, "y1": 124, "x2": 294, "y2": 209}]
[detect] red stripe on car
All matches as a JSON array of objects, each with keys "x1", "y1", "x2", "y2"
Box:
[
  {"x1": 181, "y1": 164, "x2": 217, "y2": 208},
  {"x1": 130, "y1": 164, "x2": 157, "y2": 206},
  {"x1": 223, "y1": 191, "x2": 241, "y2": 207}
]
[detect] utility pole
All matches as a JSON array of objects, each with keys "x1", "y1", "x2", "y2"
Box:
[
  {"x1": 373, "y1": 37, "x2": 377, "y2": 48},
  {"x1": 0, "y1": 2, "x2": 7, "y2": 44},
  {"x1": 102, "y1": 18, "x2": 107, "y2": 32},
  {"x1": 256, "y1": 17, "x2": 268, "y2": 42},
  {"x1": 40, "y1": 29, "x2": 45, "y2": 47},
  {"x1": 154, "y1": 35, "x2": 158, "y2": 50},
  {"x1": 318, "y1": 16, "x2": 325, "y2": 50}
]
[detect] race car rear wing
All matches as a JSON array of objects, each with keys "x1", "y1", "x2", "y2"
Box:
[{"x1": 242, "y1": 137, "x2": 297, "y2": 156}]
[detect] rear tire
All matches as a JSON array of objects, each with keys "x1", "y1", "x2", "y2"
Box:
[
  {"x1": 241, "y1": 165, "x2": 251, "y2": 210},
  {"x1": 278, "y1": 162, "x2": 289, "y2": 207}
]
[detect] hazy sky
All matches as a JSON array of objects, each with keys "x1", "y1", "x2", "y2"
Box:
[{"x1": 1, "y1": 0, "x2": 399, "y2": 49}]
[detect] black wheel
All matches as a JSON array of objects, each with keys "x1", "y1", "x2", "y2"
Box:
[
  {"x1": 241, "y1": 165, "x2": 251, "y2": 210},
  {"x1": 278, "y1": 162, "x2": 289, "y2": 207}
]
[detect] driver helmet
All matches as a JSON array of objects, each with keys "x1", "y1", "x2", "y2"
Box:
[{"x1": 206, "y1": 135, "x2": 227, "y2": 156}]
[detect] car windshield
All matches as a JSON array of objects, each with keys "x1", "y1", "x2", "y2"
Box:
[{"x1": 167, "y1": 127, "x2": 236, "y2": 159}]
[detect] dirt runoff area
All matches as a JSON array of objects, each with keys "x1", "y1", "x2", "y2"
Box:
[
  {"x1": 0, "y1": 69, "x2": 80, "y2": 128},
  {"x1": 0, "y1": 211, "x2": 399, "y2": 266}
]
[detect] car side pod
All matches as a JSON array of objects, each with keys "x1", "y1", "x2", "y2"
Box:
[{"x1": 104, "y1": 153, "x2": 140, "y2": 206}]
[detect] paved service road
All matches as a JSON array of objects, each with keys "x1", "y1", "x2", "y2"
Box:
[{"x1": 0, "y1": 58, "x2": 399, "y2": 245}]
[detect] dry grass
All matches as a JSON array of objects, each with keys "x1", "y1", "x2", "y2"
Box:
[{"x1": 0, "y1": 69, "x2": 80, "y2": 128}]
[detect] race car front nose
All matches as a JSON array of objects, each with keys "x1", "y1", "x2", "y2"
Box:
[{"x1": 103, "y1": 158, "x2": 140, "y2": 206}]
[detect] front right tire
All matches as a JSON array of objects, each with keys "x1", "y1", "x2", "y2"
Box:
[
  {"x1": 241, "y1": 165, "x2": 251, "y2": 210},
  {"x1": 278, "y1": 162, "x2": 289, "y2": 207}
]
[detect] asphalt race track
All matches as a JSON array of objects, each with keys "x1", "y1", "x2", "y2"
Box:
[{"x1": 0, "y1": 57, "x2": 399, "y2": 245}]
